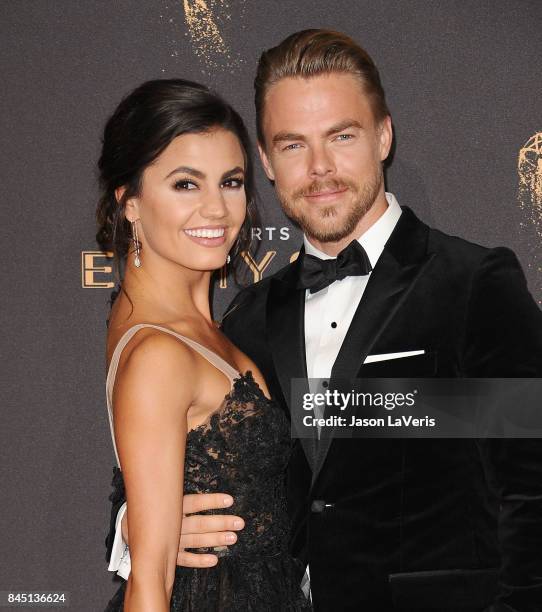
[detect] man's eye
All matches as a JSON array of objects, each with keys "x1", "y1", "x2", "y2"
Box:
[
  {"x1": 283, "y1": 143, "x2": 301, "y2": 151},
  {"x1": 222, "y1": 178, "x2": 244, "y2": 189},
  {"x1": 173, "y1": 179, "x2": 197, "y2": 190},
  {"x1": 336, "y1": 133, "x2": 354, "y2": 141}
]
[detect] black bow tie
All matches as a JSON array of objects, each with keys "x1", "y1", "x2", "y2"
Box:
[{"x1": 297, "y1": 240, "x2": 373, "y2": 294}]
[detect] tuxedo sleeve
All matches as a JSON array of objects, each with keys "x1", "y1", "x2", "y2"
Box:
[{"x1": 464, "y1": 247, "x2": 542, "y2": 611}]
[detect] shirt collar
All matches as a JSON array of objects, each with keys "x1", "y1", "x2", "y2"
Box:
[{"x1": 303, "y1": 192, "x2": 402, "y2": 267}]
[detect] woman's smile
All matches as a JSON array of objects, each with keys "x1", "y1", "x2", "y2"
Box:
[{"x1": 183, "y1": 225, "x2": 227, "y2": 247}]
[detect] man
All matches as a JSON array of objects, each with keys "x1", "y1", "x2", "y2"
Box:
[{"x1": 106, "y1": 30, "x2": 542, "y2": 610}]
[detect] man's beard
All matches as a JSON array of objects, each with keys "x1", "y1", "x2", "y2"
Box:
[{"x1": 276, "y1": 171, "x2": 383, "y2": 243}]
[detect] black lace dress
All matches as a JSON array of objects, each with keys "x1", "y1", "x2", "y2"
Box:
[{"x1": 105, "y1": 372, "x2": 311, "y2": 611}]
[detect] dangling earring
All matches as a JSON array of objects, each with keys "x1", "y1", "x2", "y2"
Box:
[
  {"x1": 131, "y1": 220, "x2": 141, "y2": 268},
  {"x1": 226, "y1": 255, "x2": 231, "y2": 264}
]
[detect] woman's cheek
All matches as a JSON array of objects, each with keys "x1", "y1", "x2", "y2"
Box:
[{"x1": 233, "y1": 197, "x2": 247, "y2": 225}]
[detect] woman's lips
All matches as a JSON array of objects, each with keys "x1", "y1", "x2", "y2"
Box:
[
  {"x1": 183, "y1": 226, "x2": 227, "y2": 247},
  {"x1": 303, "y1": 187, "x2": 349, "y2": 202}
]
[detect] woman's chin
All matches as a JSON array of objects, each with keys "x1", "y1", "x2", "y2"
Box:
[{"x1": 179, "y1": 255, "x2": 229, "y2": 273}]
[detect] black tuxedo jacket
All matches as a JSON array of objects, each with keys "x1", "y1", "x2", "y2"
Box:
[
  {"x1": 106, "y1": 207, "x2": 542, "y2": 611},
  {"x1": 220, "y1": 207, "x2": 542, "y2": 611}
]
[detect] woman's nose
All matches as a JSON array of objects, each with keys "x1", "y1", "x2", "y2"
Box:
[{"x1": 199, "y1": 190, "x2": 228, "y2": 219}]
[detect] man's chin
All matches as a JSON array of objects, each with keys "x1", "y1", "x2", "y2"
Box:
[
  {"x1": 303, "y1": 220, "x2": 354, "y2": 243},
  {"x1": 281, "y1": 199, "x2": 364, "y2": 242}
]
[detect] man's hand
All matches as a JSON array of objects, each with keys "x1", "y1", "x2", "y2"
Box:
[{"x1": 121, "y1": 493, "x2": 245, "y2": 568}]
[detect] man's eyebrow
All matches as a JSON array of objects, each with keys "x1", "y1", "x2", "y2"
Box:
[
  {"x1": 271, "y1": 120, "x2": 363, "y2": 146},
  {"x1": 272, "y1": 131, "x2": 307, "y2": 145},
  {"x1": 165, "y1": 166, "x2": 205, "y2": 179},
  {"x1": 325, "y1": 119, "x2": 363, "y2": 136}
]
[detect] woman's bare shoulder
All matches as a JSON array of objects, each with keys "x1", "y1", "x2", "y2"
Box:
[{"x1": 112, "y1": 326, "x2": 199, "y2": 409}]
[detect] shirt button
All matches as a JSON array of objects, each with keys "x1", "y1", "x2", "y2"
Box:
[
  {"x1": 311, "y1": 500, "x2": 335, "y2": 513},
  {"x1": 322, "y1": 381, "x2": 329, "y2": 388},
  {"x1": 331, "y1": 322, "x2": 337, "y2": 328}
]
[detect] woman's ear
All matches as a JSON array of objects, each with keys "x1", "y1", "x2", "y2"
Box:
[
  {"x1": 114, "y1": 186, "x2": 126, "y2": 205},
  {"x1": 115, "y1": 186, "x2": 140, "y2": 223}
]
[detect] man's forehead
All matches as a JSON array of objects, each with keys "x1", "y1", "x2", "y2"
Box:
[
  {"x1": 263, "y1": 74, "x2": 372, "y2": 134},
  {"x1": 266, "y1": 73, "x2": 366, "y2": 101}
]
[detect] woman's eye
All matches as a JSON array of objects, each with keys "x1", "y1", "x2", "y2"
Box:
[
  {"x1": 222, "y1": 177, "x2": 244, "y2": 189},
  {"x1": 173, "y1": 179, "x2": 197, "y2": 190}
]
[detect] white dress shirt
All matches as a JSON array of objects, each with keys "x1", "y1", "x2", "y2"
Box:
[
  {"x1": 304, "y1": 192, "x2": 402, "y2": 381},
  {"x1": 108, "y1": 192, "x2": 403, "y2": 578}
]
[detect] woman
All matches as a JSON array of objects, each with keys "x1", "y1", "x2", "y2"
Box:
[{"x1": 98, "y1": 79, "x2": 311, "y2": 611}]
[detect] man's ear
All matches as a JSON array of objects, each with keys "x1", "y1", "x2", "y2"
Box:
[
  {"x1": 378, "y1": 115, "x2": 393, "y2": 162},
  {"x1": 115, "y1": 186, "x2": 140, "y2": 222},
  {"x1": 257, "y1": 141, "x2": 275, "y2": 181}
]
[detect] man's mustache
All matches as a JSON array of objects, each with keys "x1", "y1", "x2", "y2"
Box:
[{"x1": 293, "y1": 178, "x2": 356, "y2": 199}]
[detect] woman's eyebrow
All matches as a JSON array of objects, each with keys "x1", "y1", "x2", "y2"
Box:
[
  {"x1": 221, "y1": 166, "x2": 245, "y2": 179},
  {"x1": 165, "y1": 166, "x2": 205, "y2": 179}
]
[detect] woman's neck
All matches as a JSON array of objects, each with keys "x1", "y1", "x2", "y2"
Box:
[{"x1": 119, "y1": 259, "x2": 214, "y2": 325}]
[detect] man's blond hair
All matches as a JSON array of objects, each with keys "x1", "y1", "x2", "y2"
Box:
[{"x1": 254, "y1": 29, "x2": 390, "y2": 144}]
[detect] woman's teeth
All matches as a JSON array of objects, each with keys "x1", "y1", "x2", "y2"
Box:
[{"x1": 185, "y1": 228, "x2": 225, "y2": 238}]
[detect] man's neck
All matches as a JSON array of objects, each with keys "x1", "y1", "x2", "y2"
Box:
[{"x1": 306, "y1": 191, "x2": 389, "y2": 257}]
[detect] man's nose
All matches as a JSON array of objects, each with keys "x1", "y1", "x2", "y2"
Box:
[{"x1": 308, "y1": 144, "x2": 336, "y2": 178}]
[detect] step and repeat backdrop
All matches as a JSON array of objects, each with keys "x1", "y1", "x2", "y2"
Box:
[{"x1": 1, "y1": 1, "x2": 541, "y2": 609}]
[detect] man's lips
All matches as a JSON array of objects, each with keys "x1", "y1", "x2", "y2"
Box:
[{"x1": 303, "y1": 187, "x2": 349, "y2": 202}]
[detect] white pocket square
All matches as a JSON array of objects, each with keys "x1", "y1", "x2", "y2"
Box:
[{"x1": 363, "y1": 350, "x2": 425, "y2": 364}]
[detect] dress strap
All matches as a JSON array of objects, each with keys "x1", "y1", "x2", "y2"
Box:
[{"x1": 105, "y1": 323, "x2": 240, "y2": 467}]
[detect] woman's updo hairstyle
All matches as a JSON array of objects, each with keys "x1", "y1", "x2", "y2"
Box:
[{"x1": 96, "y1": 78, "x2": 258, "y2": 281}]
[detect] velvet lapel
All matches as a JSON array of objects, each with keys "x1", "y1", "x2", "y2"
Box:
[
  {"x1": 266, "y1": 253, "x2": 317, "y2": 467},
  {"x1": 311, "y1": 207, "x2": 436, "y2": 484}
]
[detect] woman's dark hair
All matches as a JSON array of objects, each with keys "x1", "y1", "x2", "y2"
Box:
[{"x1": 96, "y1": 78, "x2": 258, "y2": 288}]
